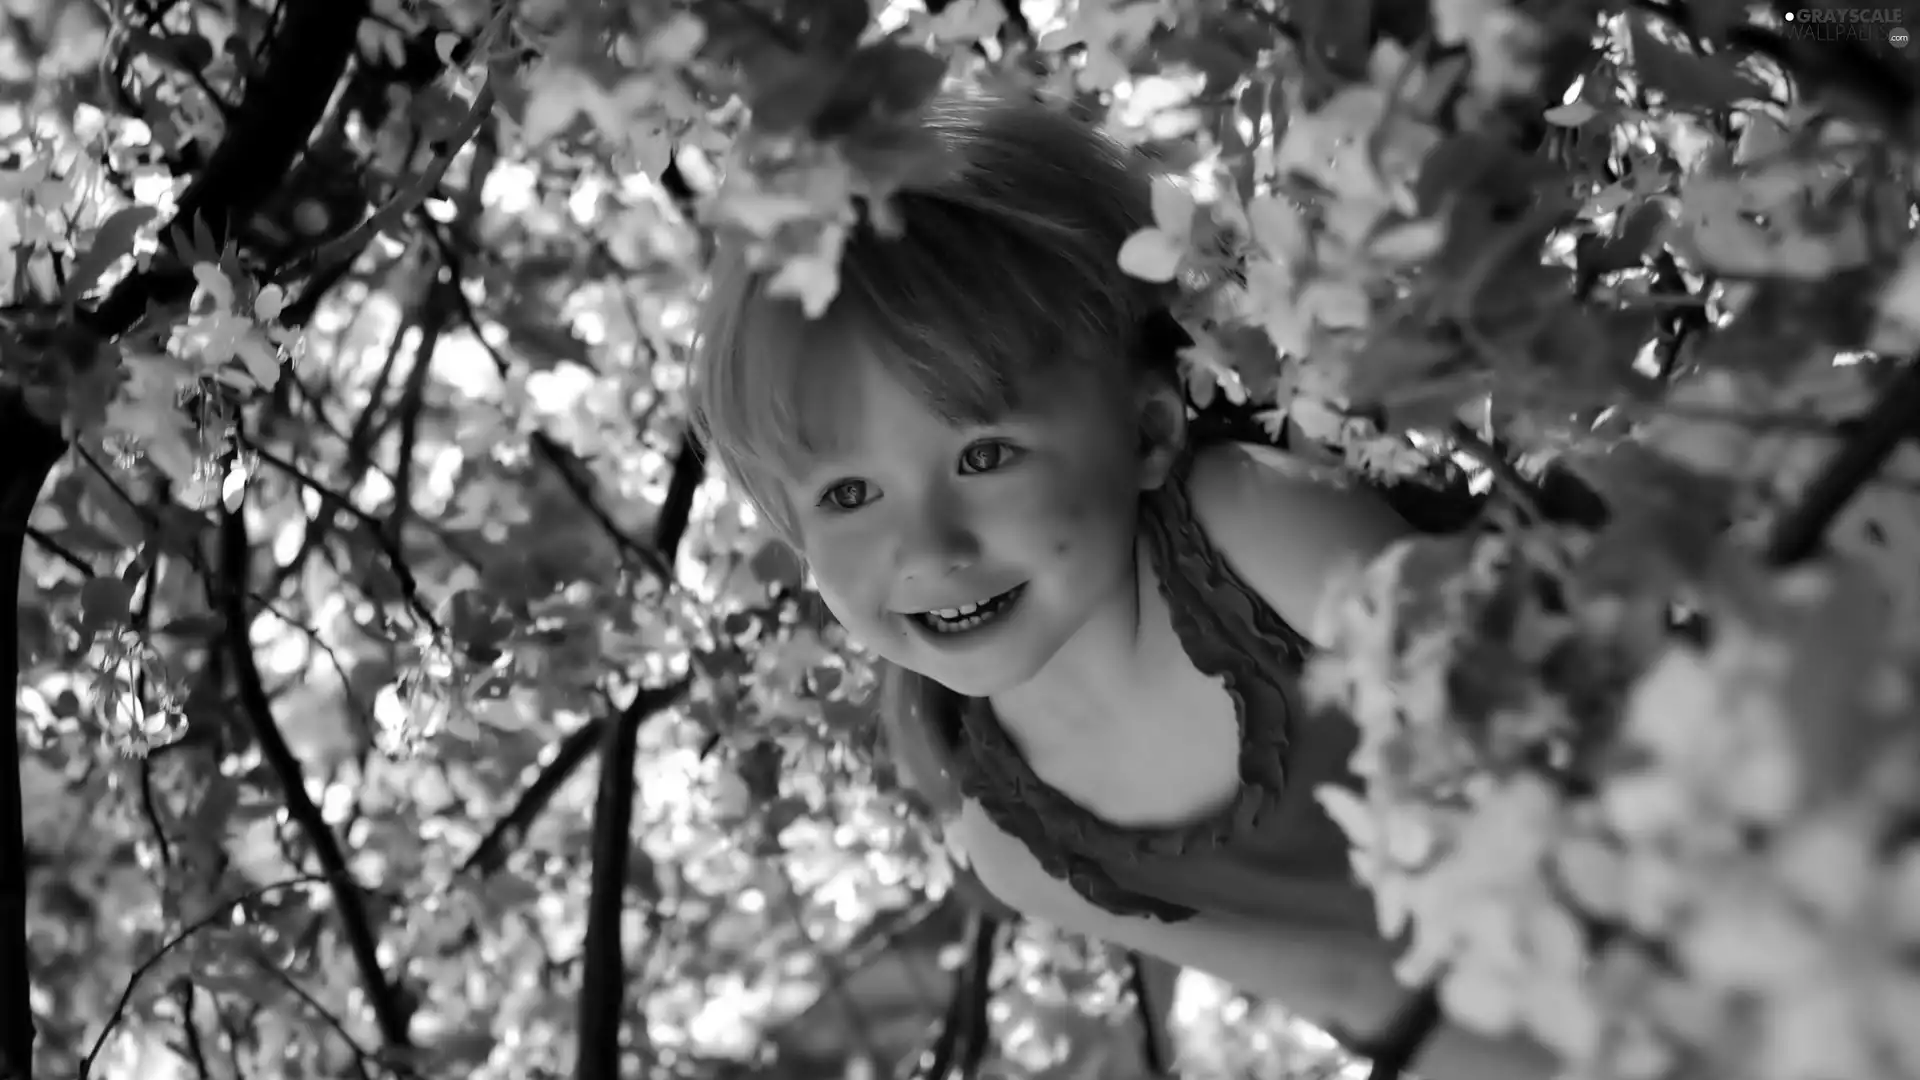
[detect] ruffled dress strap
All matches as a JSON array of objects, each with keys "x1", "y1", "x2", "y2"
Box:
[{"x1": 950, "y1": 443, "x2": 1315, "y2": 921}]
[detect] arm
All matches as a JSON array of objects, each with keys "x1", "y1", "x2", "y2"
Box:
[{"x1": 950, "y1": 803, "x2": 1559, "y2": 1080}]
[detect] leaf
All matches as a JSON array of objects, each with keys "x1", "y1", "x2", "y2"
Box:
[
  {"x1": 645, "y1": 13, "x2": 707, "y2": 65},
  {"x1": 812, "y1": 43, "x2": 948, "y2": 139},
  {"x1": 1628, "y1": 15, "x2": 1765, "y2": 111},
  {"x1": 156, "y1": 32, "x2": 215, "y2": 71},
  {"x1": 1416, "y1": 133, "x2": 1555, "y2": 215},
  {"x1": 839, "y1": 118, "x2": 951, "y2": 202},
  {"x1": 192, "y1": 214, "x2": 220, "y2": 261},
  {"x1": 156, "y1": 613, "x2": 225, "y2": 638},
  {"x1": 1585, "y1": 200, "x2": 1671, "y2": 274},
  {"x1": 1293, "y1": 0, "x2": 1375, "y2": 76},
  {"x1": 61, "y1": 207, "x2": 159, "y2": 306},
  {"x1": 737, "y1": 739, "x2": 784, "y2": 802},
  {"x1": 445, "y1": 589, "x2": 515, "y2": 662},
  {"x1": 1684, "y1": 0, "x2": 1753, "y2": 37},
  {"x1": 521, "y1": 63, "x2": 594, "y2": 145},
  {"x1": 748, "y1": 539, "x2": 805, "y2": 591},
  {"x1": 235, "y1": 334, "x2": 283, "y2": 392},
  {"x1": 742, "y1": 53, "x2": 841, "y2": 133},
  {"x1": 190, "y1": 262, "x2": 235, "y2": 310},
  {"x1": 1148, "y1": 177, "x2": 1196, "y2": 234},
  {"x1": 1543, "y1": 100, "x2": 1598, "y2": 127},
  {"x1": 1118, "y1": 228, "x2": 1186, "y2": 282},
  {"x1": 79, "y1": 577, "x2": 134, "y2": 639},
  {"x1": 221, "y1": 466, "x2": 247, "y2": 512},
  {"x1": 253, "y1": 283, "x2": 286, "y2": 322},
  {"x1": 1369, "y1": 218, "x2": 1447, "y2": 262},
  {"x1": 930, "y1": 0, "x2": 1006, "y2": 45},
  {"x1": 1248, "y1": 194, "x2": 1309, "y2": 262}
]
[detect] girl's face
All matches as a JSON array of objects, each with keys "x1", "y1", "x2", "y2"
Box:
[{"x1": 784, "y1": 350, "x2": 1161, "y2": 698}]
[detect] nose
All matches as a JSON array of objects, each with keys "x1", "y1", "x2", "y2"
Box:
[{"x1": 894, "y1": 496, "x2": 980, "y2": 582}]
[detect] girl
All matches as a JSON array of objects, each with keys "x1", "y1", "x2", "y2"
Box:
[{"x1": 692, "y1": 88, "x2": 1557, "y2": 1080}]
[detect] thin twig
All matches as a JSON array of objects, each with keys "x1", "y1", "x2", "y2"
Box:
[
  {"x1": 24, "y1": 525, "x2": 95, "y2": 577},
  {"x1": 1446, "y1": 422, "x2": 1545, "y2": 523},
  {"x1": 82, "y1": 875, "x2": 336, "y2": 1076},
  {"x1": 239, "y1": 437, "x2": 446, "y2": 637},
  {"x1": 459, "y1": 719, "x2": 606, "y2": 878},
  {"x1": 576, "y1": 682, "x2": 679, "y2": 1080},
  {"x1": 172, "y1": 983, "x2": 214, "y2": 1080},
  {"x1": 215, "y1": 502, "x2": 414, "y2": 1050},
  {"x1": 1765, "y1": 361, "x2": 1920, "y2": 566},
  {"x1": 90, "y1": 0, "x2": 372, "y2": 336},
  {"x1": 249, "y1": 955, "x2": 379, "y2": 1080},
  {"x1": 425, "y1": 225, "x2": 676, "y2": 583},
  {"x1": 287, "y1": 79, "x2": 497, "y2": 283}
]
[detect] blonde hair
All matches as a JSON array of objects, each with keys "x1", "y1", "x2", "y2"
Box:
[
  {"x1": 691, "y1": 87, "x2": 1177, "y2": 539},
  {"x1": 690, "y1": 87, "x2": 1182, "y2": 814}
]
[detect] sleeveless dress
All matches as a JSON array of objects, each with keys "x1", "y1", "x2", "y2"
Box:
[{"x1": 945, "y1": 443, "x2": 1384, "y2": 940}]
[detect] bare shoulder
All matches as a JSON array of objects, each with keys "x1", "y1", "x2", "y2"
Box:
[{"x1": 1184, "y1": 441, "x2": 1410, "y2": 645}]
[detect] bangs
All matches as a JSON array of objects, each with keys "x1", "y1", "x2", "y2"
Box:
[
  {"x1": 728, "y1": 237, "x2": 1036, "y2": 473},
  {"x1": 691, "y1": 90, "x2": 1167, "y2": 536}
]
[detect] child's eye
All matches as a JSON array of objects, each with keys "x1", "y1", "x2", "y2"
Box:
[
  {"x1": 958, "y1": 441, "x2": 1019, "y2": 474},
  {"x1": 818, "y1": 479, "x2": 872, "y2": 512}
]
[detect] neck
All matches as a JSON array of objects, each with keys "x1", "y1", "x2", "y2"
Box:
[{"x1": 987, "y1": 540, "x2": 1153, "y2": 756}]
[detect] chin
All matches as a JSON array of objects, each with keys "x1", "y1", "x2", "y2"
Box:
[
  {"x1": 925, "y1": 640, "x2": 1059, "y2": 700},
  {"x1": 924, "y1": 666, "x2": 1017, "y2": 699}
]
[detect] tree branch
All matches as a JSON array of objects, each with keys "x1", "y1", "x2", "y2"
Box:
[
  {"x1": 1765, "y1": 360, "x2": 1920, "y2": 567},
  {"x1": 574, "y1": 679, "x2": 690, "y2": 1080},
  {"x1": 423, "y1": 223, "x2": 680, "y2": 584},
  {"x1": 247, "y1": 954, "x2": 378, "y2": 1080},
  {"x1": 384, "y1": 286, "x2": 446, "y2": 589},
  {"x1": 286, "y1": 79, "x2": 497, "y2": 284},
  {"x1": 460, "y1": 720, "x2": 605, "y2": 878},
  {"x1": 1336, "y1": 985, "x2": 1444, "y2": 1080},
  {"x1": 1126, "y1": 953, "x2": 1170, "y2": 1077},
  {"x1": 0, "y1": 394, "x2": 66, "y2": 1080},
  {"x1": 215, "y1": 502, "x2": 413, "y2": 1050},
  {"x1": 89, "y1": 0, "x2": 372, "y2": 337},
  {"x1": 916, "y1": 911, "x2": 1000, "y2": 1080},
  {"x1": 172, "y1": 984, "x2": 214, "y2": 1080},
  {"x1": 8, "y1": 11, "x2": 368, "y2": 1067},
  {"x1": 82, "y1": 875, "x2": 337, "y2": 1077},
  {"x1": 576, "y1": 439, "x2": 706, "y2": 1080}
]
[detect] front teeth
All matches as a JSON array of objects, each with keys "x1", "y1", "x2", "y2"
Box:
[{"x1": 917, "y1": 587, "x2": 1020, "y2": 634}]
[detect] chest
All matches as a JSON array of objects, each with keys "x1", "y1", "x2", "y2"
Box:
[{"x1": 994, "y1": 563, "x2": 1247, "y2": 830}]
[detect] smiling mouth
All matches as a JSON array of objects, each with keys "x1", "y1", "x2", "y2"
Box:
[{"x1": 910, "y1": 584, "x2": 1027, "y2": 636}]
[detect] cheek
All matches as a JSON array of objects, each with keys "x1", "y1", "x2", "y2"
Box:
[
  {"x1": 1048, "y1": 500, "x2": 1091, "y2": 555},
  {"x1": 799, "y1": 533, "x2": 885, "y2": 618},
  {"x1": 802, "y1": 545, "x2": 860, "y2": 598},
  {"x1": 1042, "y1": 493, "x2": 1132, "y2": 561}
]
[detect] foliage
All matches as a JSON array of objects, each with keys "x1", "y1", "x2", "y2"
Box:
[{"x1": 2, "y1": 0, "x2": 1918, "y2": 1078}]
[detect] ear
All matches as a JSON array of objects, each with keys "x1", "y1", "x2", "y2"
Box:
[{"x1": 1135, "y1": 377, "x2": 1188, "y2": 491}]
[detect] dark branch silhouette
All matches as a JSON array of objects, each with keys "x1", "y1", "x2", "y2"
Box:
[
  {"x1": 1765, "y1": 361, "x2": 1920, "y2": 567},
  {"x1": 461, "y1": 720, "x2": 605, "y2": 879},
  {"x1": 916, "y1": 911, "x2": 1001, "y2": 1080},
  {"x1": 2, "y1": 4, "x2": 371, "y2": 1073},
  {"x1": 0, "y1": 407, "x2": 65, "y2": 1080},
  {"x1": 87, "y1": 0, "x2": 373, "y2": 337},
  {"x1": 214, "y1": 503, "x2": 414, "y2": 1049},
  {"x1": 576, "y1": 438, "x2": 706, "y2": 1080}
]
